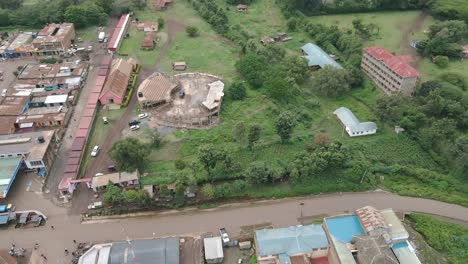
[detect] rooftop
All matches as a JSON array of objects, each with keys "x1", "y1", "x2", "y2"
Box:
[
  {"x1": 0, "y1": 157, "x2": 22, "y2": 198},
  {"x1": 32, "y1": 23, "x2": 74, "y2": 45},
  {"x1": 99, "y1": 59, "x2": 133, "y2": 100},
  {"x1": 329, "y1": 235, "x2": 356, "y2": 264},
  {"x1": 18, "y1": 62, "x2": 86, "y2": 80},
  {"x1": 333, "y1": 107, "x2": 377, "y2": 134},
  {"x1": 44, "y1": 94, "x2": 68, "y2": 104},
  {"x1": 109, "y1": 237, "x2": 179, "y2": 264},
  {"x1": 255, "y1": 224, "x2": 329, "y2": 257},
  {"x1": 0, "y1": 96, "x2": 29, "y2": 116},
  {"x1": 203, "y1": 237, "x2": 224, "y2": 260},
  {"x1": 356, "y1": 206, "x2": 387, "y2": 234},
  {"x1": 301, "y1": 43, "x2": 342, "y2": 69},
  {"x1": 392, "y1": 242, "x2": 421, "y2": 264},
  {"x1": 380, "y1": 209, "x2": 409, "y2": 240},
  {"x1": 364, "y1": 47, "x2": 420, "y2": 78},
  {"x1": 137, "y1": 72, "x2": 179, "y2": 103},
  {"x1": 0, "y1": 130, "x2": 55, "y2": 161},
  {"x1": 202, "y1": 80, "x2": 225, "y2": 110},
  {"x1": 354, "y1": 235, "x2": 399, "y2": 264},
  {"x1": 92, "y1": 171, "x2": 139, "y2": 189},
  {"x1": 7, "y1": 32, "x2": 34, "y2": 51}
]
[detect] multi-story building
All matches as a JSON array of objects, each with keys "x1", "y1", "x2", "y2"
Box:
[
  {"x1": 32, "y1": 23, "x2": 75, "y2": 55},
  {"x1": 361, "y1": 47, "x2": 420, "y2": 96}
]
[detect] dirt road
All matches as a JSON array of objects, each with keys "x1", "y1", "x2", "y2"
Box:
[{"x1": 2, "y1": 191, "x2": 468, "y2": 262}]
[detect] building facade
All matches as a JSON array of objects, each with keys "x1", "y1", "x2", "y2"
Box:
[{"x1": 361, "y1": 47, "x2": 420, "y2": 96}]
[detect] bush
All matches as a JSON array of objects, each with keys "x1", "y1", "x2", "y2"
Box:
[
  {"x1": 201, "y1": 184, "x2": 215, "y2": 199},
  {"x1": 227, "y1": 81, "x2": 247, "y2": 100},
  {"x1": 175, "y1": 159, "x2": 186, "y2": 170},
  {"x1": 157, "y1": 18, "x2": 164, "y2": 29},
  {"x1": 186, "y1": 26, "x2": 199, "y2": 37},
  {"x1": 433, "y1": 55, "x2": 449, "y2": 68}
]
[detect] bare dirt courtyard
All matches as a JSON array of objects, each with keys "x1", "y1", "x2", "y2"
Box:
[{"x1": 148, "y1": 73, "x2": 223, "y2": 129}]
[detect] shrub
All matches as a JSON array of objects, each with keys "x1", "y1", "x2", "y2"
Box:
[
  {"x1": 227, "y1": 81, "x2": 247, "y2": 100},
  {"x1": 186, "y1": 26, "x2": 199, "y2": 37},
  {"x1": 157, "y1": 18, "x2": 164, "y2": 29},
  {"x1": 433, "y1": 55, "x2": 449, "y2": 68}
]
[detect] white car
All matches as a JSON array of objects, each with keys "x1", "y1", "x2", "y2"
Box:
[
  {"x1": 219, "y1": 228, "x2": 230, "y2": 244},
  {"x1": 87, "y1": 46, "x2": 93, "y2": 51},
  {"x1": 91, "y1": 145, "x2": 99, "y2": 157},
  {"x1": 138, "y1": 113, "x2": 149, "y2": 119},
  {"x1": 130, "y1": 125, "x2": 140, "y2": 131}
]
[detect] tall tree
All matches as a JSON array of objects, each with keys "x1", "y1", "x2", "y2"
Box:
[
  {"x1": 275, "y1": 111, "x2": 297, "y2": 143},
  {"x1": 311, "y1": 66, "x2": 351, "y2": 97},
  {"x1": 248, "y1": 124, "x2": 261, "y2": 150},
  {"x1": 109, "y1": 138, "x2": 150, "y2": 172},
  {"x1": 197, "y1": 144, "x2": 220, "y2": 178}
]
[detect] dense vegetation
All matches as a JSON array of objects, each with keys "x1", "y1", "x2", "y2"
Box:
[
  {"x1": 0, "y1": 0, "x2": 146, "y2": 28},
  {"x1": 409, "y1": 213, "x2": 468, "y2": 264},
  {"x1": 417, "y1": 20, "x2": 468, "y2": 58}
]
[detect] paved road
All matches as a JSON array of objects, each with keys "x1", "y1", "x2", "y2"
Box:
[{"x1": 2, "y1": 191, "x2": 468, "y2": 263}]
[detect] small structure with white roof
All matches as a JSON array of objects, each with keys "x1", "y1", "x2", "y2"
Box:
[
  {"x1": 202, "y1": 80, "x2": 224, "y2": 111},
  {"x1": 333, "y1": 107, "x2": 377, "y2": 137},
  {"x1": 203, "y1": 236, "x2": 224, "y2": 264},
  {"x1": 44, "y1": 94, "x2": 68, "y2": 107}
]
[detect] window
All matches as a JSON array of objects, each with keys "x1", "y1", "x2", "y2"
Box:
[{"x1": 29, "y1": 160, "x2": 43, "y2": 167}]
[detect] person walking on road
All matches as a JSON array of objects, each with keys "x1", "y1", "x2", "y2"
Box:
[
  {"x1": 50, "y1": 225, "x2": 54, "y2": 230},
  {"x1": 73, "y1": 240, "x2": 77, "y2": 244},
  {"x1": 34, "y1": 243, "x2": 39, "y2": 250},
  {"x1": 40, "y1": 254, "x2": 47, "y2": 260}
]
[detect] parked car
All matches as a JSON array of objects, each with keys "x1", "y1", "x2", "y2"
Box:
[
  {"x1": 87, "y1": 46, "x2": 93, "y2": 51},
  {"x1": 179, "y1": 90, "x2": 185, "y2": 98},
  {"x1": 130, "y1": 125, "x2": 140, "y2": 131},
  {"x1": 103, "y1": 116, "x2": 108, "y2": 124},
  {"x1": 95, "y1": 173, "x2": 104, "y2": 177},
  {"x1": 91, "y1": 145, "x2": 100, "y2": 157},
  {"x1": 128, "y1": 120, "x2": 140, "y2": 127},
  {"x1": 219, "y1": 227, "x2": 230, "y2": 244},
  {"x1": 138, "y1": 113, "x2": 149, "y2": 119}
]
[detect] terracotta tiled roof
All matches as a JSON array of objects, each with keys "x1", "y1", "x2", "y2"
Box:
[
  {"x1": 99, "y1": 59, "x2": 133, "y2": 100},
  {"x1": 364, "y1": 47, "x2": 420, "y2": 78}
]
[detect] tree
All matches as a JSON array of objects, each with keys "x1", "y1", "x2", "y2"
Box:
[
  {"x1": 374, "y1": 95, "x2": 410, "y2": 123},
  {"x1": 263, "y1": 74, "x2": 291, "y2": 101},
  {"x1": 186, "y1": 26, "x2": 199, "y2": 37},
  {"x1": 314, "y1": 133, "x2": 330, "y2": 146},
  {"x1": 287, "y1": 17, "x2": 298, "y2": 31},
  {"x1": 454, "y1": 135, "x2": 468, "y2": 177},
  {"x1": 248, "y1": 124, "x2": 261, "y2": 150},
  {"x1": 131, "y1": 0, "x2": 146, "y2": 9},
  {"x1": 433, "y1": 55, "x2": 449, "y2": 68},
  {"x1": 244, "y1": 162, "x2": 282, "y2": 184},
  {"x1": 311, "y1": 66, "x2": 351, "y2": 97},
  {"x1": 157, "y1": 18, "x2": 165, "y2": 29},
  {"x1": 103, "y1": 182, "x2": 125, "y2": 205},
  {"x1": 232, "y1": 121, "x2": 246, "y2": 143},
  {"x1": 126, "y1": 189, "x2": 151, "y2": 206},
  {"x1": 174, "y1": 159, "x2": 186, "y2": 170},
  {"x1": 95, "y1": 0, "x2": 114, "y2": 14},
  {"x1": 109, "y1": 138, "x2": 150, "y2": 172},
  {"x1": 235, "y1": 54, "x2": 268, "y2": 88},
  {"x1": 281, "y1": 55, "x2": 309, "y2": 85},
  {"x1": 0, "y1": 0, "x2": 23, "y2": 10},
  {"x1": 64, "y1": 5, "x2": 88, "y2": 28},
  {"x1": 275, "y1": 111, "x2": 297, "y2": 142},
  {"x1": 197, "y1": 144, "x2": 220, "y2": 177},
  {"x1": 201, "y1": 184, "x2": 215, "y2": 199},
  {"x1": 228, "y1": 81, "x2": 247, "y2": 100},
  {"x1": 144, "y1": 129, "x2": 162, "y2": 148}
]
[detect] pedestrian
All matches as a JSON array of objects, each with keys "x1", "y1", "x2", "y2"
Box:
[
  {"x1": 40, "y1": 254, "x2": 47, "y2": 260},
  {"x1": 50, "y1": 225, "x2": 54, "y2": 230},
  {"x1": 65, "y1": 248, "x2": 69, "y2": 255},
  {"x1": 73, "y1": 239, "x2": 77, "y2": 244},
  {"x1": 11, "y1": 243, "x2": 15, "y2": 248},
  {"x1": 34, "y1": 243, "x2": 39, "y2": 250}
]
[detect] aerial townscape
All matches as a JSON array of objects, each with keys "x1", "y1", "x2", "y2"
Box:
[{"x1": 0, "y1": 0, "x2": 467, "y2": 263}]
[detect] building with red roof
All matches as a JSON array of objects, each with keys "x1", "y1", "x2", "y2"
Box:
[
  {"x1": 108, "y1": 14, "x2": 130, "y2": 53},
  {"x1": 362, "y1": 47, "x2": 420, "y2": 96}
]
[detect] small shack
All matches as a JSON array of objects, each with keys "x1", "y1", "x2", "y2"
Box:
[
  {"x1": 237, "y1": 4, "x2": 248, "y2": 12},
  {"x1": 91, "y1": 170, "x2": 140, "y2": 192},
  {"x1": 260, "y1": 36, "x2": 274, "y2": 45},
  {"x1": 204, "y1": 237, "x2": 224, "y2": 264},
  {"x1": 172, "y1": 61, "x2": 187, "y2": 71},
  {"x1": 140, "y1": 32, "x2": 156, "y2": 50}
]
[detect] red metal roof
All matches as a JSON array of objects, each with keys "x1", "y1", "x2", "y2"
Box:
[
  {"x1": 108, "y1": 14, "x2": 130, "y2": 51},
  {"x1": 69, "y1": 151, "x2": 82, "y2": 158},
  {"x1": 71, "y1": 138, "x2": 86, "y2": 151},
  {"x1": 79, "y1": 116, "x2": 93, "y2": 129},
  {"x1": 66, "y1": 157, "x2": 80, "y2": 165},
  {"x1": 86, "y1": 104, "x2": 97, "y2": 110},
  {"x1": 92, "y1": 84, "x2": 104, "y2": 94},
  {"x1": 101, "y1": 56, "x2": 112, "y2": 67},
  {"x1": 58, "y1": 172, "x2": 76, "y2": 190},
  {"x1": 364, "y1": 47, "x2": 420, "y2": 78},
  {"x1": 75, "y1": 128, "x2": 89, "y2": 138},
  {"x1": 82, "y1": 108, "x2": 95, "y2": 117},
  {"x1": 70, "y1": 178, "x2": 92, "y2": 183},
  {"x1": 64, "y1": 164, "x2": 79, "y2": 173},
  {"x1": 312, "y1": 257, "x2": 329, "y2": 264},
  {"x1": 96, "y1": 76, "x2": 107, "y2": 86},
  {"x1": 88, "y1": 93, "x2": 101, "y2": 104},
  {"x1": 98, "y1": 68, "x2": 109, "y2": 76}
]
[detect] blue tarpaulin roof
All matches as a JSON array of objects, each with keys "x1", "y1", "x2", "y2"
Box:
[
  {"x1": 0, "y1": 205, "x2": 6, "y2": 212},
  {"x1": 0, "y1": 214, "x2": 9, "y2": 225},
  {"x1": 301, "y1": 43, "x2": 343, "y2": 69},
  {"x1": 255, "y1": 224, "x2": 328, "y2": 257}
]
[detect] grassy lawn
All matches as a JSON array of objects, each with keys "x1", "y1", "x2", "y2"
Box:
[{"x1": 78, "y1": 108, "x2": 126, "y2": 178}]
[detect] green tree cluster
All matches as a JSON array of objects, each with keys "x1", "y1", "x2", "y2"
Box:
[
  {"x1": 109, "y1": 138, "x2": 150, "y2": 172},
  {"x1": 417, "y1": 20, "x2": 468, "y2": 58}
]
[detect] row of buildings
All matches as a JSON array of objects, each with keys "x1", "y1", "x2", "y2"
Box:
[
  {"x1": 0, "y1": 23, "x2": 75, "y2": 59},
  {"x1": 76, "y1": 206, "x2": 421, "y2": 264}
]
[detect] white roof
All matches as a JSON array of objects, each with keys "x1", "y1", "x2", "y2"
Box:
[
  {"x1": 333, "y1": 107, "x2": 377, "y2": 133},
  {"x1": 44, "y1": 94, "x2": 68, "y2": 104},
  {"x1": 392, "y1": 242, "x2": 421, "y2": 264},
  {"x1": 202, "y1": 80, "x2": 224, "y2": 110},
  {"x1": 78, "y1": 243, "x2": 112, "y2": 264},
  {"x1": 380, "y1": 209, "x2": 409, "y2": 240},
  {"x1": 203, "y1": 237, "x2": 224, "y2": 260}
]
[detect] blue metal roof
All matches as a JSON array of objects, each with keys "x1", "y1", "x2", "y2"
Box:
[
  {"x1": 301, "y1": 43, "x2": 343, "y2": 69},
  {"x1": 255, "y1": 224, "x2": 329, "y2": 257}
]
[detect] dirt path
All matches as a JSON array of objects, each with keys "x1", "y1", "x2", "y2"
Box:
[
  {"x1": 155, "y1": 15, "x2": 186, "y2": 70},
  {"x1": 3, "y1": 191, "x2": 468, "y2": 262},
  {"x1": 400, "y1": 11, "x2": 429, "y2": 66}
]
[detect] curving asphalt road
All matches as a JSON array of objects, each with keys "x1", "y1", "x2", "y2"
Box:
[{"x1": 2, "y1": 191, "x2": 468, "y2": 263}]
